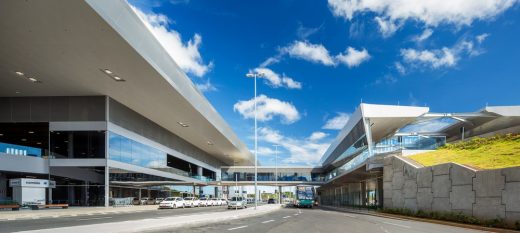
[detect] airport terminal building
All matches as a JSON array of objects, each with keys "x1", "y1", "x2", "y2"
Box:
[
  {"x1": 317, "y1": 103, "x2": 520, "y2": 207},
  {"x1": 0, "y1": 0, "x2": 253, "y2": 207}
]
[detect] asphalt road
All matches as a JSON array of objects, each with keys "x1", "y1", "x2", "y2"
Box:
[
  {"x1": 155, "y1": 207, "x2": 487, "y2": 233},
  {"x1": 0, "y1": 205, "x2": 229, "y2": 233}
]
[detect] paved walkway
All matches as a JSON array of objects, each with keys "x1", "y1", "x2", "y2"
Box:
[
  {"x1": 0, "y1": 205, "x2": 159, "y2": 221},
  {"x1": 12, "y1": 205, "x2": 282, "y2": 233}
]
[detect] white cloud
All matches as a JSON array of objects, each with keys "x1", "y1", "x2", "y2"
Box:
[
  {"x1": 252, "y1": 68, "x2": 302, "y2": 89},
  {"x1": 328, "y1": 0, "x2": 518, "y2": 37},
  {"x1": 413, "y1": 28, "x2": 434, "y2": 42},
  {"x1": 375, "y1": 17, "x2": 401, "y2": 38},
  {"x1": 259, "y1": 56, "x2": 281, "y2": 68},
  {"x1": 233, "y1": 95, "x2": 300, "y2": 124},
  {"x1": 401, "y1": 47, "x2": 457, "y2": 69},
  {"x1": 131, "y1": 6, "x2": 212, "y2": 77},
  {"x1": 195, "y1": 79, "x2": 217, "y2": 92},
  {"x1": 308, "y1": 132, "x2": 328, "y2": 141},
  {"x1": 281, "y1": 41, "x2": 336, "y2": 66},
  {"x1": 400, "y1": 35, "x2": 486, "y2": 69},
  {"x1": 322, "y1": 113, "x2": 350, "y2": 130},
  {"x1": 254, "y1": 146, "x2": 277, "y2": 156},
  {"x1": 336, "y1": 47, "x2": 371, "y2": 68},
  {"x1": 297, "y1": 23, "x2": 323, "y2": 39},
  {"x1": 258, "y1": 127, "x2": 331, "y2": 165},
  {"x1": 395, "y1": 62, "x2": 406, "y2": 75},
  {"x1": 476, "y1": 33, "x2": 490, "y2": 43}
]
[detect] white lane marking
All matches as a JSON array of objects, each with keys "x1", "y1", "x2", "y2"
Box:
[
  {"x1": 228, "y1": 225, "x2": 248, "y2": 231},
  {"x1": 382, "y1": 221, "x2": 411, "y2": 229},
  {"x1": 77, "y1": 216, "x2": 113, "y2": 221},
  {"x1": 262, "y1": 220, "x2": 275, "y2": 223},
  {"x1": 294, "y1": 213, "x2": 299, "y2": 216},
  {"x1": 298, "y1": 209, "x2": 302, "y2": 214},
  {"x1": 283, "y1": 216, "x2": 291, "y2": 219}
]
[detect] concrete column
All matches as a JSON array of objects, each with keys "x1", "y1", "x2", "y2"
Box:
[
  {"x1": 48, "y1": 188, "x2": 53, "y2": 204},
  {"x1": 197, "y1": 166, "x2": 203, "y2": 177},
  {"x1": 104, "y1": 165, "x2": 109, "y2": 207},
  {"x1": 138, "y1": 188, "x2": 142, "y2": 200},
  {"x1": 147, "y1": 189, "x2": 151, "y2": 198},
  {"x1": 278, "y1": 186, "x2": 282, "y2": 204},
  {"x1": 361, "y1": 181, "x2": 367, "y2": 206},
  {"x1": 68, "y1": 186, "x2": 75, "y2": 205},
  {"x1": 192, "y1": 185, "x2": 196, "y2": 197},
  {"x1": 67, "y1": 133, "x2": 74, "y2": 158}
]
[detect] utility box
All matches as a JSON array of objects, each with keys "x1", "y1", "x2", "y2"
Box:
[{"x1": 9, "y1": 178, "x2": 55, "y2": 205}]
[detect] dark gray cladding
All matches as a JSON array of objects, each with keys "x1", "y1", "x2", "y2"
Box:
[{"x1": 0, "y1": 96, "x2": 106, "y2": 122}]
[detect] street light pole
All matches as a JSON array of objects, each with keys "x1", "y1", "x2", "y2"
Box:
[
  {"x1": 274, "y1": 144, "x2": 280, "y2": 204},
  {"x1": 246, "y1": 72, "x2": 264, "y2": 210}
]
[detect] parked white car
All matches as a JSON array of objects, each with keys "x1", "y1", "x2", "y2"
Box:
[
  {"x1": 221, "y1": 198, "x2": 228, "y2": 205},
  {"x1": 205, "y1": 198, "x2": 215, "y2": 206},
  {"x1": 199, "y1": 197, "x2": 209, "y2": 207},
  {"x1": 183, "y1": 197, "x2": 200, "y2": 207},
  {"x1": 227, "y1": 196, "x2": 247, "y2": 209},
  {"x1": 211, "y1": 198, "x2": 222, "y2": 206},
  {"x1": 140, "y1": 197, "x2": 150, "y2": 205},
  {"x1": 154, "y1": 198, "x2": 164, "y2": 204},
  {"x1": 158, "y1": 197, "x2": 185, "y2": 209}
]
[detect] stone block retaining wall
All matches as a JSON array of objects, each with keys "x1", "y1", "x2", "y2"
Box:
[{"x1": 383, "y1": 156, "x2": 520, "y2": 224}]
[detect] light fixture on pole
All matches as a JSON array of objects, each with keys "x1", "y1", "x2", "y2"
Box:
[{"x1": 246, "y1": 71, "x2": 264, "y2": 210}]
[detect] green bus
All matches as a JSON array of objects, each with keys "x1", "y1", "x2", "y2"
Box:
[{"x1": 295, "y1": 185, "x2": 314, "y2": 208}]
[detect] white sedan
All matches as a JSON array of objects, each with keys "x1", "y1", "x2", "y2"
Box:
[
  {"x1": 199, "y1": 198, "x2": 209, "y2": 207},
  {"x1": 183, "y1": 197, "x2": 200, "y2": 207},
  {"x1": 211, "y1": 198, "x2": 222, "y2": 206},
  {"x1": 158, "y1": 197, "x2": 185, "y2": 209}
]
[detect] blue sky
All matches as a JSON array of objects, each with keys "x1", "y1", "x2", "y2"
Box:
[{"x1": 129, "y1": 0, "x2": 520, "y2": 166}]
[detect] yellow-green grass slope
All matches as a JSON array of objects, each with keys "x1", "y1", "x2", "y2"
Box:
[{"x1": 409, "y1": 134, "x2": 520, "y2": 170}]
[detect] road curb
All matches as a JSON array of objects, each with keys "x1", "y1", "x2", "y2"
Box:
[{"x1": 320, "y1": 206, "x2": 520, "y2": 233}]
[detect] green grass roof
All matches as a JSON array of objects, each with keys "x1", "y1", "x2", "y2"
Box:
[{"x1": 408, "y1": 134, "x2": 520, "y2": 169}]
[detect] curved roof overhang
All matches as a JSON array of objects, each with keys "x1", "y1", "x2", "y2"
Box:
[{"x1": 0, "y1": 0, "x2": 253, "y2": 165}]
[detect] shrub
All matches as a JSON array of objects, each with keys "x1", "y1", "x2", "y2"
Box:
[{"x1": 515, "y1": 220, "x2": 520, "y2": 230}]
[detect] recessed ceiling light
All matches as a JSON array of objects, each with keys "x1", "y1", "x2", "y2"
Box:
[
  {"x1": 0, "y1": 133, "x2": 3, "y2": 136},
  {"x1": 100, "y1": 68, "x2": 125, "y2": 82},
  {"x1": 15, "y1": 71, "x2": 24, "y2": 76},
  {"x1": 15, "y1": 91, "x2": 21, "y2": 94},
  {"x1": 21, "y1": 138, "x2": 27, "y2": 141},
  {"x1": 28, "y1": 77, "x2": 38, "y2": 82},
  {"x1": 207, "y1": 141, "x2": 214, "y2": 145},
  {"x1": 177, "y1": 121, "x2": 189, "y2": 127},
  {"x1": 36, "y1": 142, "x2": 42, "y2": 145},
  {"x1": 28, "y1": 131, "x2": 34, "y2": 134}
]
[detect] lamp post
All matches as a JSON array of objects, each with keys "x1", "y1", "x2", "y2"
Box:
[
  {"x1": 273, "y1": 144, "x2": 280, "y2": 204},
  {"x1": 246, "y1": 71, "x2": 264, "y2": 210}
]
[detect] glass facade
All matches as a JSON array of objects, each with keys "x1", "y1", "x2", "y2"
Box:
[
  {"x1": 221, "y1": 170, "x2": 322, "y2": 182},
  {"x1": 50, "y1": 131, "x2": 105, "y2": 158},
  {"x1": 0, "y1": 122, "x2": 49, "y2": 158},
  {"x1": 325, "y1": 135, "x2": 446, "y2": 181},
  {"x1": 108, "y1": 132, "x2": 215, "y2": 181},
  {"x1": 109, "y1": 132, "x2": 167, "y2": 169}
]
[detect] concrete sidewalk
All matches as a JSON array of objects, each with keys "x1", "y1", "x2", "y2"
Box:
[
  {"x1": 0, "y1": 205, "x2": 159, "y2": 221},
  {"x1": 15, "y1": 204, "x2": 282, "y2": 233}
]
